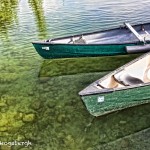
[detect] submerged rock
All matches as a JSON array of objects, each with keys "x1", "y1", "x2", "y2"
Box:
[
  {"x1": 57, "y1": 114, "x2": 66, "y2": 123},
  {"x1": 24, "y1": 132, "x2": 34, "y2": 140},
  {"x1": 19, "y1": 148, "x2": 30, "y2": 150},
  {"x1": 28, "y1": 91, "x2": 34, "y2": 96},
  {"x1": 0, "y1": 126, "x2": 7, "y2": 132},
  {"x1": 30, "y1": 100, "x2": 41, "y2": 110},
  {"x1": 0, "y1": 102, "x2": 7, "y2": 107},
  {"x1": 39, "y1": 77, "x2": 50, "y2": 83},
  {"x1": 14, "y1": 112, "x2": 23, "y2": 120},
  {"x1": 47, "y1": 101, "x2": 56, "y2": 108},
  {"x1": 6, "y1": 98, "x2": 16, "y2": 106},
  {"x1": 119, "y1": 120, "x2": 127, "y2": 124},
  {"x1": 17, "y1": 134, "x2": 25, "y2": 141},
  {"x1": 64, "y1": 135, "x2": 75, "y2": 146},
  {"x1": 121, "y1": 139, "x2": 129, "y2": 148},
  {"x1": 0, "y1": 116, "x2": 8, "y2": 127},
  {"x1": 0, "y1": 107, "x2": 9, "y2": 113},
  {"x1": 11, "y1": 121, "x2": 24, "y2": 131},
  {"x1": 22, "y1": 114, "x2": 35, "y2": 122},
  {"x1": 1, "y1": 145, "x2": 12, "y2": 150}
]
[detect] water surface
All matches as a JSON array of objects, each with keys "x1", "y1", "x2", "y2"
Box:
[{"x1": 0, "y1": 0, "x2": 150, "y2": 149}]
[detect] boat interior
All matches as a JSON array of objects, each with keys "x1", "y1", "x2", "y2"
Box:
[
  {"x1": 50, "y1": 23, "x2": 150, "y2": 44},
  {"x1": 96, "y1": 54, "x2": 150, "y2": 90}
]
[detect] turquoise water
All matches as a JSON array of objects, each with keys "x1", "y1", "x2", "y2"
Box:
[{"x1": 0, "y1": 0, "x2": 150, "y2": 149}]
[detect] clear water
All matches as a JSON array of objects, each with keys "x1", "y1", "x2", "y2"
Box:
[{"x1": 0, "y1": 0, "x2": 150, "y2": 149}]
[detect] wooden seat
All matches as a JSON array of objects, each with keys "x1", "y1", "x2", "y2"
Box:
[
  {"x1": 68, "y1": 35, "x2": 86, "y2": 44},
  {"x1": 74, "y1": 35, "x2": 86, "y2": 44},
  {"x1": 143, "y1": 66, "x2": 150, "y2": 82},
  {"x1": 68, "y1": 37, "x2": 75, "y2": 44},
  {"x1": 114, "y1": 71, "x2": 144, "y2": 86},
  {"x1": 97, "y1": 76, "x2": 119, "y2": 89}
]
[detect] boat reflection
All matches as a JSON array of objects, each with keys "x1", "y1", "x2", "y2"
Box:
[{"x1": 38, "y1": 54, "x2": 139, "y2": 77}]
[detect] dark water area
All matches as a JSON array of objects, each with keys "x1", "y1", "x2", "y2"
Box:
[{"x1": 0, "y1": 0, "x2": 150, "y2": 149}]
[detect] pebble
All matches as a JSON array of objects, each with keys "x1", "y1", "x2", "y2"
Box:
[
  {"x1": 1, "y1": 145, "x2": 11, "y2": 150},
  {"x1": 47, "y1": 101, "x2": 56, "y2": 108},
  {"x1": 57, "y1": 114, "x2": 66, "y2": 123},
  {"x1": 39, "y1": 77, "x2": 50, "y2": 83},
  {"x1": 30, "y1": 101, "x2": 41, "y2": 110},
  {"x1": 0, "y1": 102, "x2": 7, "y2": 107},
  {"x1": 119, "y1": 120, "x2": 127, "y2": 124},
  {"x1": 121, "y1": 139, "x2": 129, "y2": 148},
  {"x1": 0, "y1": 126, "x2": 7, "y2": 132},
  {"x1": 22, "y1": 114, "x2": 35, "y2": 122}
]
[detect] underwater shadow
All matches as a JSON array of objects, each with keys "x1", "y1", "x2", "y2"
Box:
[{"x1": 38, "y1": 54, "x2": 140, "y2": 77}]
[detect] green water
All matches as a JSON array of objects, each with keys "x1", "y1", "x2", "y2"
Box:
[{"x1": 0, "y1": 0, "x2": 150, "y2": 149}]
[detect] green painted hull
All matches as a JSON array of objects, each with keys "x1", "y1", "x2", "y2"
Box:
[
  {"x1": 81, "y1": 85, "x2": 150, "y2": 116},
  {"x1": 33, "y1": 43, "x2": 135, "y2": 59},
  {"x1": 33, "y1": 22, "x2": 150, "y2": 59}
]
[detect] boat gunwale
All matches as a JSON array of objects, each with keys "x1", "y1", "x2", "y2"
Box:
[
  {"x1": 80, "y1": 82, "x2": 150, "y2": 96},
  {"x1": 79, "y1": 51, "x2": 150, "y2": 96},
  {"x1": 32, "y1": 42, "x2": 139, "y2": 46}
]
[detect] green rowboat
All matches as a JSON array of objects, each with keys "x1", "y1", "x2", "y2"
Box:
[
  {"x1": 79, "y1": 52, "x2": 150, "y2": 116},
  {"x1": 32, "y1": 22, "x2": 150, "y2": 59}
]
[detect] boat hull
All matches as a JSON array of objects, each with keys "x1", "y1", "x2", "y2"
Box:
[
  {"x1": 81, "y1": 85, "x2": 150, "y2": 116},
  {"x1": 33, "y1": 43, "x2": 136, "y2": 59},
  {"x1": 33, "y1": 22, "x2": 150, "y2": 59}
]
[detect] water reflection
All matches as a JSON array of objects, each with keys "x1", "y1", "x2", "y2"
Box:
[
  {"x1": 39, "y1": 54, "x2": 139, "y2": 77},
  {"x1": 28, "y1": 0, "x2": 47, "y2": 38},
  {"x1": 0, "y1": 0, "x2": 18, "y2": 36}
]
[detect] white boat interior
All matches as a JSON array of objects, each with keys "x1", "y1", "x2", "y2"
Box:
[
  {"x1": 50, "y1": 23, "x2": 150, "y2": 44},
  {"x1": 97, "y1": 54, "x2": 150, "y2": 90},
  {"x1": 79, "y1": 53, "x2": 150, "y2": 96}
]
